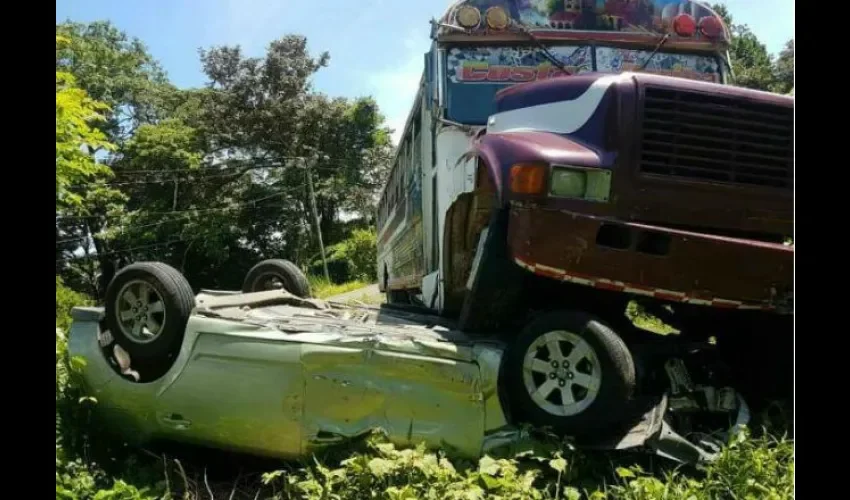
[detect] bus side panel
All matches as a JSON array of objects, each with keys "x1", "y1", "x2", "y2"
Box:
[
  {"x1": 430, "y1": 127, "x2": 478, "y2": 310},
  {"x1": 386, "y1": 219, "x2": 424, "y2": 290}
]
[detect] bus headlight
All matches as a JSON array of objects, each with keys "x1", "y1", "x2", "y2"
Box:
[
  {"x1": 456, "y1": 6, "x2": 481, "y2": 29},
  {"x1": 485, "y1": 6, "x2": 510, "y2": 30},
  {"x1": 550, "y1": 166, "x2": 612, "y2": 202}
]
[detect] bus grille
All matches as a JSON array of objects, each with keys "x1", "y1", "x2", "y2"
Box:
[{"x1": 638, "y1": 86, "x2": 794, "y2": 189}]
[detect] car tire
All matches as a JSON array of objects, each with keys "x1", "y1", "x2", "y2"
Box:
[
  {"x1": 104, "y1": 262, "x2": 195, "y2": 362},
  {"x1": 503, "y1": 310, "x2": 637, "y2": 437},
  {"x1": 242, "y1": 259, "x2": 311, "y2": 298}
]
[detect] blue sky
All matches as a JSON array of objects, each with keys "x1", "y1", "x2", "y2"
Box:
[{"x1": 57, "y1": 0, "x2": 793, "y2": 143}]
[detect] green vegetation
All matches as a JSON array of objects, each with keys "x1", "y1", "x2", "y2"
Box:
[
  {"x1": 711, "y1": 4, "x2": 794, "y2": 94},
  {"x1": 309, "y1": 228, "x2": 379, "y2": 285},
  {"x1": 625, "y1": 301, "x2": 680, "y2": 336},
  {"x1": 56, "y1": 21, "x2": 392, "y2": 294},
  {"x1": 309, "y1": 276, "x2": 371, "y2": 300}
]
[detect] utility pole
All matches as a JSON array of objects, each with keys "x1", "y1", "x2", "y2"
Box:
[
  {"x1": 304, "y1": 155, "x2": 330, "y2": 282},
  {"x1": 172, "y1": 176, "x2": 179, "y2": 210}
]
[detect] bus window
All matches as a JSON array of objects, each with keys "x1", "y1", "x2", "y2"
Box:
[
  {"x1": 595, "y1": 47, "x2": 721, "y2": 83},
  {"x1": 444, "y1": 45, "x2": 592, "y2": 125},
  {"x1": 412, "y1": 117, "x2": 421, "y2": 174}
]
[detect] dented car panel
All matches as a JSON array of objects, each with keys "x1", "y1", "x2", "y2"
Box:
[
  {"x1": 68, "y1": 291, "x2": 512, "y2": 460},
  {"x1": 300, "y1": 345, "x2": 483, "y2": 457}
]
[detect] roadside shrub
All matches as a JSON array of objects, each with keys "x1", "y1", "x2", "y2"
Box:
[
  {"x1": 259, "y1": 429, "x2": 794, "y2": 500},
  {"x1": 56, "y1": 278, "x2": 165, "y2": 499},
  {"x1": 57, "y1": 275, "x2": 91, "y2": 330},
  {"x1": 309, "y1": 228, "x2": 377, "y2": 283}
]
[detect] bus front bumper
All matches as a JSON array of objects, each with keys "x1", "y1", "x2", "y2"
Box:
[{"x1": 506, "y1": 204, "x2": 793, "y2": 313}]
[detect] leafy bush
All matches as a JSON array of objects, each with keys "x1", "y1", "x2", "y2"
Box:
[
  {"x1": 57, "y1": 276, "x2": 92, "y2": 331},
  {"x1": 604, "y1": 429, "x2": 794, "y2": 500},
  {"x1": 56, "y1": 278, "x2": 165, "y2": 500},
  {"x1": 310, "y1": 228, "x2": 377, "y2": 284},
  {"x1": 258, "y1": 429, "x2": 794, "y2": 500}
]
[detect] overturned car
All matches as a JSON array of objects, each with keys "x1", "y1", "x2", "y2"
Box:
[{"x1": 67, "y1": 260, "x2": 769, "y2": 465}]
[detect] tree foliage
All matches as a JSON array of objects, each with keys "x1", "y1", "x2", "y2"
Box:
[
  {"x1": 57, "y1": 26, "x2": 392, "y2": 293},
  {"x1": 773, "y1": 39, "x2": 794, "y2": 94},
  {"x1": 56, "y1": 21, "x2": 171, "y2": 141},
  {"x1": 56, "y1": 36, "x2": 115, "y2": 211},
  {"x1": 712, "y1": 3, "x2": 794, "y2": 93}
]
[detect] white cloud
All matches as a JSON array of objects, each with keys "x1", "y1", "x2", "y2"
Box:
[{"x1": 366, "y1": 30, "x2": 430, "y2": 145}]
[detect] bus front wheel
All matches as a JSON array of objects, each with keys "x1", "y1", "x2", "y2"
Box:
[{"x1": 503, "y1": 310, "x2": 637, "y2": 437}]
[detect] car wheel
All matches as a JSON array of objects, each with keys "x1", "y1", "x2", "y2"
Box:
[
  {"x1": 504, "y1": 310, "x2": 637, "y2": 436},
  {"x1": 104, "y1": 262, "x2": 195, "y2": 362},
  {"x1": 242, "y1": 259, "x2": 311, "y2": 298}
]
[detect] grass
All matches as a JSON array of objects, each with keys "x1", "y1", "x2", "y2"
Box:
[
  {"x1": 308, "y1": 275, "x2": 372, "y2": 300},
  {"x1": 56, "y1": 279, "x2": 794, "y2": 500},
  {"x1": 308, "y1": 275, "x2": 386, "y2": 306},
  {"x1": 625, "y1": 301, "x2": 681, "y2": 336}
]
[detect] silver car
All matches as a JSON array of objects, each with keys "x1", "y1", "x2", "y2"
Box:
[{"x1": 69, "y1": 261, "x2": 747, "y2": 464}]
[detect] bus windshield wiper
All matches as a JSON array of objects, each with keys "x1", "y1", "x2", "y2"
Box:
[
  {"x1": 513, "y1": 21, "x2": 573, "y2": 76},
  {"x1": 639, "y1": 33, "x2": 671, "y2": 71}
]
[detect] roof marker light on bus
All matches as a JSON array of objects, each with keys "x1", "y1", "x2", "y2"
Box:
[
  {"x1": 510, "y1": 163, "x2": 547, "y2": 195},
  {"x1": 456, "y1": 5, "x2": 481, "y2": 29},
  {"x1": 672, "y1": 14, "x2": 696, "y2": 37},
  {"x1": 698, "y1": 16, "x2": 723, "y2": 38},
  {"x1": 485, "y1": 6, "x2": 509, "y2": 30}
]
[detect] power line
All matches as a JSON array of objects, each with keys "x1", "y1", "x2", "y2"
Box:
[
  {"x1": 105, "y1": 155, "x2": 392, "y2": 175},
  {"x1": 58, "y1": 170, "x2": 380, "y2": 222},
  {"x1": 66, "y1": 161, "x2": 384, "y2": 189},
  {"x1": 67, "y1": 169, "x2": 252, "y2": 189},
  {"x1": 56, "y1": 236, "x2": 203, "y2": 264},
  {"x1": 56, "y1": 184, "x2": 307, "y2": 243}
]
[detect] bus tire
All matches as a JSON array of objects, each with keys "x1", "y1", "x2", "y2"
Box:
[
  {"x1": 243, "y1": 259, "x2": 311, "y2": 298},
  {"x1": 383, "y1": 267, "x2": 408, "y2": 304},
  {"x1": 503, "y1": 310, "x2": 636, "y2": 437},
  {"x1": 104, "y1": 262, "x2": 195, "y2": 362}
]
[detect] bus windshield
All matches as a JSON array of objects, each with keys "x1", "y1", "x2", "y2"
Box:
[{"x1": 444, "y1": 44, "x2": 723, "y2": 125}]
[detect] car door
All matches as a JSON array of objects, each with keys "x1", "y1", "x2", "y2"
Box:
[
  {"x1": 154, "y1": 328, "x2": 304, "y2": 458},
  {"x1": 300, "y1": 343, "x2": 485, "y2": 457}
]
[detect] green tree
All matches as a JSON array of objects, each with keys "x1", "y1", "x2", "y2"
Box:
[
  {"x1": 56, "y1": 25, "x2": 394, "y2": 292},
  {"x1": 56, "y1": 34, "x2": 129, "y2": 294},
  {"x1": 728, "y1": 25, "x2": 775, "y2": 91},
  {"x1": 772, "y1": 39, "x2": 794, "y2": 94},
  {"x1": 711, "y1": 3, "x2": 793, "y2": 93},
  {"x1": 55, "y1": 36, "x2": 115, "y2": 210},
  {"x1": 161, "y1": 36, "x2": 393, "y2": 284},
  {"x1": 55, "y1": 21, "x2": 173, "y2": 293},
  {"x1": 56, "y1": 21, "x2": 172, "y2": 142}
]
